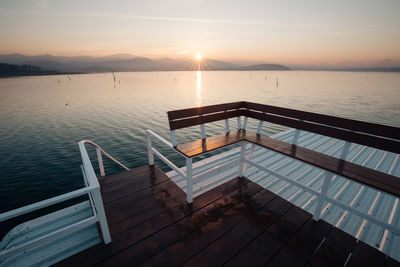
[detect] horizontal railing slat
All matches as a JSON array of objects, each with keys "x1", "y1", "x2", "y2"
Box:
[
  {"x1": 245, "y1": 110, "x2": 400, "y2": 154},
  {"x1": 167, "y1": 101, "x2": 400, "y2": 143},
  {"x1": 244, "y1": 102, "x2": 400, "y2": 140},
  {"x1": 0, "y1": 186, "x2": 97, "y2": 222},
  {"x1": 167, "y1": 101, "x2": 244, "y2": 120},
  {"x1": 169, "y1": 109, "x2": 244, "y2": 130}
]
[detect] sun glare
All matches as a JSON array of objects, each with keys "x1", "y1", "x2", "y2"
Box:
[{"x1": 196, "y1": 54, "x2": 202, "y2": 61}]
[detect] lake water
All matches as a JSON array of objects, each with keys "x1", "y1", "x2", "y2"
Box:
[{"x1": 1, "y1": 71, "x2": 400, "y2": 215}]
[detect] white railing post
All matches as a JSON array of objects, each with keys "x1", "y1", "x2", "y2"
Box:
[
  {"x1": 242, "y1": 143, "x2": 256, "y2": 174},
  {"x1": 340, "y1": 141, "x2": 351, "y2": 160},
  {"x1": 243, "y1": 116, "x2": 248, "y2": 130},
  {"x1": 238, "y1": 141, "x2": 247, "y2": 177},
  {"x1": 96, "y1": 148, "x2": 105, "y2": 177},
  {"x1": 224, "y1": 111, "x2": 230, "y2": 133},
  {"x1": 170, "y1": 130, "x2": 177, "y2": 147},
  {"x1": 201, "y1": 124, "x2": 206, "y2": 140},
  {"x1": 186, "y1": 157, "x2": 193, "y2": 203},
  {"x1": 314, "y1": 172, "x2": 333, "y2": 221},
  {"x1": 147, "y1": 131, "x2": 154, "y2": 165},
  {"x1": 292, "y1": 129, "x2": 300, "y2": 145},
  {"x1": 237, "y1": 116, "x2": 242, "y2": 129},
  {"x1": 256, "y1": 113, "x2": 265, "y2": 135},
  {"x1": 92, "y1": 187, "x2": 111, "y2": 244}
]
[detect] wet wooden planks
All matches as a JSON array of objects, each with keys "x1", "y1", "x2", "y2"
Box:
[{"x1": 56, "y1": 165, "x2": 399, "y2": 267}]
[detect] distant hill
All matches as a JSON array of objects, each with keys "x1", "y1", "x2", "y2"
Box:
[
  {"x1": 0, "y1": 53, "x2": 290, "y2": 73},
  {"x1": 0, "y1": 63, "x2": 60, "y2": 77},
  {"x1": 232, "y1": 64, "x2": 290, "y2": 71}
]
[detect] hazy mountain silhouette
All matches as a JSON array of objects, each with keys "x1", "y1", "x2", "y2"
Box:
[
  {"x1": 0, "y1": 53, "x2": 290, "y2": 73},
  {"x1": 1, "y1": 53, "x2": 399, "y2": 73}
]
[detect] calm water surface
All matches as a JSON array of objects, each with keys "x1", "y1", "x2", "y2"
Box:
[{"x1": 1, "y1": 71, "x2": 400, "y2": 214}]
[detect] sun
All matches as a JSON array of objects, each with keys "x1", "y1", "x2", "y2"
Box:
[{"x1": 196, "y1": 54, "x2": 202, "y2": 61}]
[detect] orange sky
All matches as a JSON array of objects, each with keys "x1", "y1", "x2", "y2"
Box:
[{"x1": 0, "y1": 0, "x2": 399, "y2": 65}]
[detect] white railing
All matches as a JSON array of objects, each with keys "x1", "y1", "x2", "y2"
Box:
[
  {"x1": 147, "y1": 128, "x2": 400, "y2": 241},
  {"x1": 239, "y1": 139, "x2": 400, "y2": 237},
  {"x1": 0, "y1": 140, "x2": 125, "y2": 261},
  {"x1": 80, "y1": 139, "x2": 130, "y2": 176},
  {"x1": 146, "y1": 130, "x2": 193, "y2": 202}
]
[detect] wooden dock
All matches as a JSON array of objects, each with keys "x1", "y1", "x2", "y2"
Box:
[{"x1": 56, "y1": 165, "x2": 397, "y2": 267}]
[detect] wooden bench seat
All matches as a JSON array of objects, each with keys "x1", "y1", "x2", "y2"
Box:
[
  {"x1": 175, "y1": 130, "x2": 247, "y2": 157},
  {"x1": 168, "y1": 101, "x2": 400, "y2": 198}
]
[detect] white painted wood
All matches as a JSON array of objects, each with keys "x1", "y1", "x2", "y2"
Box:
[
  {"x1": 147, "y1": 131, "x2": 154, "y2": 165},
  {"x1": 0, "y1": 216, "x2": 97, "y2": 260},
  {"x1": 0, "y1": 186, "x2": 96, "y2": 222},
  {"x1": 151, "y1": 147, "x2": 186, "y2": 179},
  {"x1": 96, "y1": 148, "x2": 105, "y2": 176},
  {"x1": 242, "y1": 143, "x2": 256, "y2": 174},
  {"x1": 147, "y1": 130, "x2": 173, "y2": 147},
  {"x1": 238, "y1": 141, "x2": 246, "y2": 177},
  {"x1": 237, "y1": 116, "x2": 242, "y2": 129},
  {"x1": 224, "y1": 111, "x2": 230, "y2": 133},
  {"x1": 313, "y1": 172, "x2": 333, "y2": 221},
  {"x1": 92, "y1": 188, "x2": 111, "y2": 244},
  {"x1": 243, "y1": 116, "x2": 248, "y2": 130},
  {"x1": 256, "y1": 114, "x2": 265, "y2": 134},
  {"x1": 292, "y1": 129, "x2": 300, "y2": 145},
  {"x1": 170, "y1": 130, "x2": 177, "y2": 147},
  {"x1": 79, "y1": 140, "x2": 129, "y2": 172},
  {"x1": 80, "y1": 166, "x2": 97, "y2": 217},
  {"x1": 79, "y1": 141, "x2": 101, "y2": 188},
  {"x1": 186, "y1": 158, "x2": 193, "y2": 203},
  {"x1": 201, "y1": 124, "x2": 206, "y2": 139}
]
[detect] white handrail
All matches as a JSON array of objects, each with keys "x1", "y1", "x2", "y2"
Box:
[
  {"x1": 79, "y1": 140, "x2": 130, "y2": 176},
  {"x1": 78, "y1": 140, "x2": 111, "y2": 243},
  {"x1": 151, "y1": 147, "x2": 186, "y2": 179},
  {"x1": 0, "y1": 186, "x2": 97, "y2": 222},
  {"x1": 146, "y1": 130, "x2": 188, "y2": 158},
  {"x1": 146, "y1": 130, "x2": 173, "y2": 148},
  {"x1": 146, "y1": 129, "x2": 193, "y2": 203}
]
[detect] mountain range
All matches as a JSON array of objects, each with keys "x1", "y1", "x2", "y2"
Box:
[
  {"x1": 1, "y1": 53, "x2": 399, "y2": 74},
  {"x1": 0, "y1": 53, "x2": 289, "y2": 73}
]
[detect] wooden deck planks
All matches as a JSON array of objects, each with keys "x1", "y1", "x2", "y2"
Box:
[{"x1": 56, "y1": 165, "x2": 399, "y2": 267}]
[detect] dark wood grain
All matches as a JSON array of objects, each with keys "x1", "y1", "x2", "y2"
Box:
[
  {"x1": 167, "y1": 101, "x2": 400, "y2": 153},
  {"x1": 167, "y1": 101, "x2": 243, "y2": 120},
  {"x1": 244, "y1": 102, "x2": 400, "y2": 140},
  {"x1": 245, "y1": 110, "x2": 400, "y2": 154},
  {"x1": 169, "y1": 109, "x2": 243, "y2": 130},
  {"x1": 55, "y1": 165, "x2": 397, "y2": 266},
  {"x1": 346, "y1": 241, "x2": 386, "y2": 267},
  {"x1": 175, "y1": 129, "x2": 246, "y2": 157},
  {"x1": 306, "y1": 227, "x2": 356, "y2": 267}
]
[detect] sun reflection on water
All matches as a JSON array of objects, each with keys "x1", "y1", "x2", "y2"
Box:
[{"x1": 196, "y1": 71, "x2": 202, "y2": 106}]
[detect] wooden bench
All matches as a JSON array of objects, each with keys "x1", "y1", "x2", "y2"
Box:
[{"x1": 167, "y1": 101, "x2": 400, "y2": 200}]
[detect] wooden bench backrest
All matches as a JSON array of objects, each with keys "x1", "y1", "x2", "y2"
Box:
[{"x1": 167, "y1": 101, "x2": 400, "y2": 154}]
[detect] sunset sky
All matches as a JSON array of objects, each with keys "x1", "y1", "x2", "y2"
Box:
[{"x1": 0, "y1": 0, "x2": 399, "y2": 65}]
